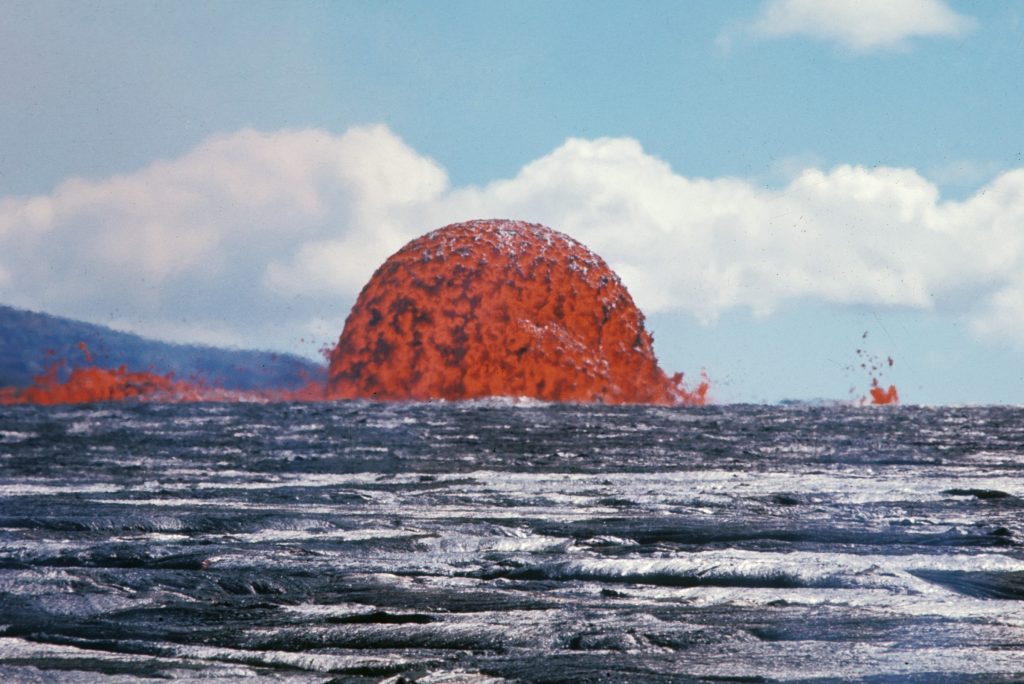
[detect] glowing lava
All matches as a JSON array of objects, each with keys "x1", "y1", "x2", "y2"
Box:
[
  {"x1": 0, "y1": 356, "x2": 202, "y2": 405},
  {"x1": 852, "y1": 339, "x2": 899, "y2": 406},
  {"x1": 0, "y1": 344, "x2": 325, "y2": 406},
  {"x1": 327, "y1": 219, "x2": 706, "y2": 405},
  {"x1": 869, "y1": 380, "x2": 899, "y2": 405},
  {"x1": 1, "y1": 220, "x2": 707, "y2": 406}
]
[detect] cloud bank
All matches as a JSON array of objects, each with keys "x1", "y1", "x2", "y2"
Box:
[
  {"x1": 2, "y1": 124, "x2": 1023, "y2": 354},
  {"x1": 750, "y1": 0, "x2": 975, "y2": 51}
]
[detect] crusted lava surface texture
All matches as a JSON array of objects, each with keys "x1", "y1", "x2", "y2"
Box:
[{"x1": 327, "y1": 219, "x2": 701, "y2": 405}]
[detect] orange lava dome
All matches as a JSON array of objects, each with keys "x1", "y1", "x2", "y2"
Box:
[{"x1": 327, "y1": 219, "x2": 706, "y2": 405}]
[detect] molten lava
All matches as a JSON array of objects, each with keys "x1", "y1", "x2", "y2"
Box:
[
  {"x1": 2, "y1": 220, "x2": 707, "y2": 407},
  {"x1": 852, "y1": 340, "x2": 899, "y2": 406},
  {"x1": 0, "y1": 344, "x2": 325, "y2": 406},
  {"x1": 327, "y1": 219, "x2": 706, "y2": 405},
  {"x1": 869, "y1": 379, "x2": 899, "y2": 405},
  {"x1": 0, "y1": 356, "x2": 201, "y2": 405}
]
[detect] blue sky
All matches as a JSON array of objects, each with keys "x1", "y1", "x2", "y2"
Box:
[{"x1": 2, "y1": 0, "x2": 1023, "y2": 404}]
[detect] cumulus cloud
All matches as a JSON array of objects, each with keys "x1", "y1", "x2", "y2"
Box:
[
  {"x1": 427, "y1": 142, "x2": 1024, "y2": 344},
  {"x1": 0, "y1": 125, "x2": 446, "y2": 351},
  {"x1": 2, "y1": 124, "x2": 1024, "y2": 355},
  {"x1": 750, "y1": 0, "x2": 975, "y2": 51}
]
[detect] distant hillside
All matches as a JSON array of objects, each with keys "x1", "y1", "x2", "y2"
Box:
[{"x1": 0, "y1": 305, "x2": 325, "y2": 391}]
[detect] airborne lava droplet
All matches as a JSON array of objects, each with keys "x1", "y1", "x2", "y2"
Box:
[{"x1": 327, "y1": 219, "x2": 707, "y2": 405}]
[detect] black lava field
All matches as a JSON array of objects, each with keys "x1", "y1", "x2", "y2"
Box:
[{"x1": 1, "y1": 401, "x2": 1023, "y2": 682}]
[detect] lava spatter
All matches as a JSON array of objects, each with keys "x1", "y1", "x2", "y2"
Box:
[
  {"x1": 327, "y1": 219, "x2": 706, "y2": 405},
  {"x1": 869, "y1": 380, "x2": 899, "y2": 405},
  {"x1": 852, "y1": 336, "x2": 899, "y2": 405}
]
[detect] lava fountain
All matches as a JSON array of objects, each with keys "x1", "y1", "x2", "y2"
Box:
[
  {"x1": 1, "y1": 219, "x2": 707, "y2": 406},
  {"x1": 326, "y1": 219, "x2": 706, "y2": 405}
]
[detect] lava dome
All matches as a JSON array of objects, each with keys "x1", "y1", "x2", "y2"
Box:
[{"x1": 326, "y1": 219, "x2": 705, "y2": 405}]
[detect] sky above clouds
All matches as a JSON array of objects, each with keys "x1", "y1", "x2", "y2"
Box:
[{"x1": 1, "y1": 0, "x2": 1022, "y2": 404}]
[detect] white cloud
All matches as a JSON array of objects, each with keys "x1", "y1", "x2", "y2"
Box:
[
  {"x1": 0, "y1": 125, "x2": 446, "y2": 352},
  {"x1": 750, "y1": 0, "x2": 975, "y2": 51},
  {"x1": 425, "y1": 145, "x2": 1004, "y2": 328},
  {"x1": 3, "y1": 125, "x2": 1024, "y2": 354},
  {"x1": 971, "y1": 279, "x2": 1024, "y2": 342}
]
